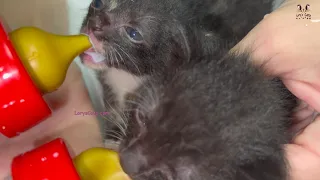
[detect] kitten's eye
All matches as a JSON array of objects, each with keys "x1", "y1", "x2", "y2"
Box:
[
  {"x1": 91, "y1": 0, "x2": 104, "y2": 9},
  {"x1": 125, "y1": 27, "x2": 143, "y2": 42}
]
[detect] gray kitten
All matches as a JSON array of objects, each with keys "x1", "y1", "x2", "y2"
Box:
[
  {"x1": 118, "y1": 45, "x2": 297, "y2": 180},
  {"x1": 79, "y1": 0, "x2": 276, "y2": 140},
  {"x1": 78, "y1": 0, "x2": 298, "y2": 179}
]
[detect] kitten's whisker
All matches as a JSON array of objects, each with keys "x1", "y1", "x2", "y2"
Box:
[
  {"x1": 136, "y1": 16, "x2": 160, "y2": 24},
  {"x1": 104, "y1": 130, "x2": 123, "y2": 139},
  {"x1": 100, "y1": 114, "x2": 122, "y2": 129},
  {"x1": 124, "y1": 83, "x2": 155, "y2": 112},
  {"x1": 136, "y1": 16, "x2": 159, "y2": 27},
  {"x1": 114, "y1": 43, "x2": 142, "y2": 76},
  {"x1": 124, "y1": 88, "x2": 148, "y2": 102},
  {"x1": 137, "y1": 81, "x2": 159, "y2": 112},
  {"x1": 110, "y1": 49, "x2": 116, "y2": 67},
  {"x1": 142, "y1": 82, "x2": 158, "y2": 111},
  {"x1": 125, "y1": 100, "x2": 147, "y2": 111},
  {"x1": 119, "y1": 111, "x2": 129, "y2": 136},
  {"x1": 123, "y1": 108, "x2": 140, "y2": 112},
  {"x1": 125, "y1": 100, "x2": 149, "y2": 115},
  {"x1": 114, "y1": 48, "x2": 124, "y2": 66},
  {"x1": 101, "y1": 114, "x2": 127, "y2": 137},
  {"x1": 104, "y1": 132, "x2": 123, "y2": 141},
  {"x1": 110, "y1": 106, "x2": 129, "y2": 132},
  {"x1": 112, "y1": 46, "x2": 120, "y2": 67},
  {"x1": 110, "y1": 48, "x2": 116, "y2": 67},
  {"x1": 100, "y1": 100, "x2": 127, "y2": 136},
  {"x1": 107, "y1": 51, "x2": 114, "y2": 67},
  {"x1": 151, "y1": 83, "x2": 160, "y2": 109}
]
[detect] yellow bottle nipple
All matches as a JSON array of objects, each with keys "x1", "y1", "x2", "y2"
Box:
[
  {"x1": 73, "y1": 148, "x2": 130, "y2": 180},
  {"x1": 8, "y1": 27, "x2": 92, "y2": 93}
]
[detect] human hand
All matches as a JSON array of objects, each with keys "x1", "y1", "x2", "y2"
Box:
[
  {"x1": 233, "y1": 0, "x2": 320, "y2": 179},
  {"x1": 0, "y1": 17, "x2": 103, "y2": 178},
  {"x1": 235, "y1": 0, "x2": 320, "y2": 113}
]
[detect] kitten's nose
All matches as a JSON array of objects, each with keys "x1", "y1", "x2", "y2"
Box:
[
  {"x1": 120, "y1": 151, "x2": 139, "y2": 175},
  {"x1": 119, "y1": 147, "x2": 147, "y2": 176},
  {"x1": 88, "y1": 14, "x2": 110, "y2": 32}
]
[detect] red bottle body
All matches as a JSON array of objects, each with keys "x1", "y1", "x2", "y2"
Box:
[
  {"x1": 11, "y1": 138, "x2": 81, "y2": 180},
  {"x1": 0, "y1": 21, "x2": 51, "y2": 138},
  {"x1": 0, "y1": 21, "x2": 81, "y2": 180}
]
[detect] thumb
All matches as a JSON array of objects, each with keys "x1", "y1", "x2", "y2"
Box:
[
  {"x1": 0, "y1": 14, "x2": 11, "y2": 33},
  {"x1": 284, "y1": 79, "x2": 320, "y2": 113},
  {"x1": 286, "y1": 144, "x2": 320, "y2": 180},
  {"x1": 285, "y1": 116, "x2": 320, "y2": 180}
]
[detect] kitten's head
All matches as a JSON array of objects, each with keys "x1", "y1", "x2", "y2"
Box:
[
  {"x1": 80, "y1": 0, "x2": 191, "y2": 75},
  {"x1": 117, "y1": 76, "x2": 210, "y2": 180}
]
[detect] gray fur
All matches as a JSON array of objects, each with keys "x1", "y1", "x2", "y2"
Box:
[
  {"x1": 79, "y1": 0, "x2": 298, "y2": 179},
  {"x1": 119, "y1": 50, "x2": 297, "y2": 180},
  {"x1": 80, "y1": 0, "x2": 274, "y2": 141}
]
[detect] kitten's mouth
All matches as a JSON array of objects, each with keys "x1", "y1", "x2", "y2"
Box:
[
  {"x1": 80, "y1": 48, "x2": 105, "y2": 68},
  {"x1": 80, "y1": 31, "x2": 106, "y2": 69}
]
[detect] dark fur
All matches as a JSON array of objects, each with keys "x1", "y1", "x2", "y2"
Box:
[
  {"x1": 80, "y1": 0, "x2": 298, "y2": 179},
  {"x1": 81, "y1": 0, "x2": 273, "y2": 75},
  {"x1": 80, "y1": 0, "x2": 274, "y2": 140},
  {"x1": 119, "y1": 50, "x2": 297, "y2": 180}
]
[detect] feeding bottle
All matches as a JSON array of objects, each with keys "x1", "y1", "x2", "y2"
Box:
[
  {"x1": 0, "y1": 20, "x2": 92, "y2": 138},
  {"x1": 10, "y1": 138, "x2": 130, "y2": 180}
]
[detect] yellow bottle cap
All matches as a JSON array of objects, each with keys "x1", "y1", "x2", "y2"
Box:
[
  {"x1": 9, "y1": 27, "x2": 92, "y2": 93},
  {"x1": 73, "y1": 147, "x2": 130, "y2": 180}
]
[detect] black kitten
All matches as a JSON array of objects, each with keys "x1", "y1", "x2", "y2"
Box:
[
  {"x1": 119, "y1": 48, "x2": 297, "y2": 180},
  {"x1": 80, "y1": 0, "x2": 275, "y2": 141}
]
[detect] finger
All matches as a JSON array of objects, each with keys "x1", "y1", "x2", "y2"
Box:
[
  {"x1": 293, "y1": 101, "x2": 308, "y2": 112},
  {"x1": 233, "y1": 0, "x2": 320, "y2": 75},
  {"x1": 284, "y1": 80, "x2": 320, "y2": 113},
  {"x1": 292, "y1": 104, "x2": 315, "y2": 122},
  {"x1": 285, "y1": 144, "x2": 320, "y2": 180},
  {"x1": 0, "y1": 136, "x2": 35, "y2": 179},
  {"x1": 294, "y1": 115, "x2": 320, "y2": 156},
  {"x1": 289, "y1": 114, "x2": 315, "y2": 138},
  {"x1": 289, "y1": 101, "x2": 316, "y2": 136},
  {"x1": 0, "y1": 14, "x2": 11, "y2": 33},
  {"x1": 285, "y1": 113, "x2": 320, "y2": 180}
]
